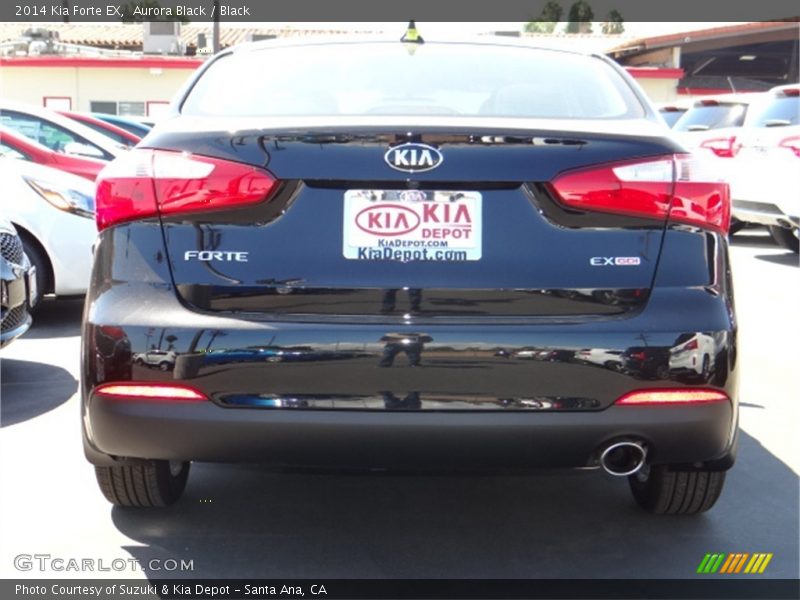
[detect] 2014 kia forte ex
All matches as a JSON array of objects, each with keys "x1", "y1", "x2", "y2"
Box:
[{"x1": 81, "y1": 35, "x2": 738, "y2": 513}]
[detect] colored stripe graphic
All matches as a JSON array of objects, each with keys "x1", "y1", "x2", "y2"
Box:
[
  {"x1": 720, "y1": 554, "x2": 736, "y2": 574},
  {"x1": 699, "y1": 552, "x2": 775, "y2": 575},
  {"x1": 758, "y1": 553, "x2": 773, "y2": 573},
  {"x1": 697, "y1": 554, "x2": 713, "y2": 574},
  {"x1": 733, "y1": 553, "x2": 749, "y2": 573},
  {"x1": 698, "y1": 553, "x2": 727, "y2": 574}
]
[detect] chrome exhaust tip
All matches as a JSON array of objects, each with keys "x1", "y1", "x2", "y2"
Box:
[{"x1": 600, "y1": 441, "x2": 647, "y2": 476}]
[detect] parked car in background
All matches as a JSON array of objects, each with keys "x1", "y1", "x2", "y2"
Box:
[
  {"x1": 672, "y1": 93, "x2": 762, "y2": 164},
  {"x1": 0, "y1": 125, "x2": 106, "y2": 181},
  {"x1": 0, "y1": 217, "x2": 34, "y2": 347},
  {"x1": 133, "y1": 349, "x2": 177, "y2": 371},
  {"x1": 92, "y1": 113, "x2": 152, "y2": 138},
  {"x1": 728, "y1": 84, "x2": 799, "y2": 252},
  {"x1": 0, "y1": 101, "x2": 124, "y2": 161},
  {"x1": 82, "y1": 36, "x2": 737, "y2": 514},
  {"x1": 669, "y1": 333, "x2": 716, "y2": 382},
  {"x1": 58, "y1": 110, "x2": 142, "y2": 148},
  {"x1": 0, "y1": 158, "x2": 96, "y2": 306}
]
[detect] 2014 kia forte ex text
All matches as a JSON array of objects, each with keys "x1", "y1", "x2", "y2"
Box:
[{"x1": 81, "y1": 35, "x2": 738, "y2": 513}]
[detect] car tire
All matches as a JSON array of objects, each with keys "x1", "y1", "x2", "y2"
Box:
[
  {"x1": 95, "y1": 460, "x2": 190, "y2": 507},
  {"x1": 19, "y1": 236, "x2": 49, "y2": 309},
  {"x1": 628, "y1": 464, "x2": 726, "y2": 514},
  {"x1": 728, "y1": 219, "x2": 746, "y2": 235},
  {"x1": 159, "y1": 361, "x2": 171, "y2": 371},
  {"x1": 700, "y1": 355, "x2": 711, "y2": 381},
  {"x1": 769, "y1": 226, "x2": 799, "y2": 253}
]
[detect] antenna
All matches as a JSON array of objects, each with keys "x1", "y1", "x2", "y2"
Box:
[
  {"x1": 401, "y1": 20, "x2": 424, "y2": 44},
  {"x1": 727, "y1": 76, "x2": 737, "y2": 93}
]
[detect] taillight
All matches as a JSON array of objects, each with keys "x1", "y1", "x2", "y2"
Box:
[
  {"x1": 616, "y1": 389, "x2": 728, "y2": 405},
  {"x1": 95, "y1": 382, "x2": 207, "y2": 401},
  {"x1": 779, "y1": 136, "x2": 800, "y2": 158},
  {"x1": 549, "y1": 154, "x2": 730, "y2": 233},
  {"x1": 95, "y1": 149, "x2": 278, "y2": 231},
  {"x1": 684, "y1": 339, "x2": 699, "y2": 350},
  {"x1": 700, "y1": 136, "x2": 740, "y2": 158}
]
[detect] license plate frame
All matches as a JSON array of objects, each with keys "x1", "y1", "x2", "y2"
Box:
[{"x1": 342, "y1": 189, "x2": 482, "y2": 262}]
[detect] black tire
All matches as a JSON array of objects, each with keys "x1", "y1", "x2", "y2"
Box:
[
  {"x1": 728, "y1": 219, "x2": 746, "y2": 235},
  {"x1": 19, "y1": 235, "x2": 49, "y2": 309},
  {"x1": 159, "y1": 361, "x2": 171, "y2": 371},
  {"x1": 700, "y1": 355, "x2": 711, "y2": 382},
  {"x1": 769, "y1": 226, "x2": 799, "y2": 253},
  {"x1": 95, "y1": 460, "x2": 190, "y2": 507},
  {"x1": 629, "y1": 464, "x2": 726, "y2": 514}
]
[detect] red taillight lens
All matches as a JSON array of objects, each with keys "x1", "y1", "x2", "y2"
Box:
[
  {"x1": 95, "y1": 383, "x2": 207, "y2": 401},
  {"x1": 684, "y1": 339, "x2": 699, "y2": 350},
  {"x1": 95, "y1": 149, "x2": 278, "y2": 231},
  {"x1": 549, "y1": 157, "x2": 673, "y2": 220},
  {"x1": 549, "y1": 154, "x2": 730, "y2": 233},
  {"x1": 616, "y1": 389, "x2": 728, "y2": 405},
  {"x1": 779, "y1": 136, "x2": 800, "y2": 158},
  {"x1": 700, "y1": 136, "x2": 740, "y2": 158}
]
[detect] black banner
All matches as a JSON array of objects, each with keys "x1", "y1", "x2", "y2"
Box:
[
  {"x1": 4, "y1": 579, "x2": 800, "y2": 600},
  {"x1": 1, "y1": 0, "x2": 799, "y2": 23}
]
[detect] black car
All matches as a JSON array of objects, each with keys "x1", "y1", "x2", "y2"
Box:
[
  {"x1": 1, "y1": 218, "x2": 33, "y2": 347},
  {"x1": 82, "y1": 36, "x2": 738, "y2": 514}
]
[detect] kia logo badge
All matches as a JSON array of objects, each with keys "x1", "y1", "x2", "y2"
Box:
[{"x1": 384, "y1": 143, "x2": 443, "y2": 173}]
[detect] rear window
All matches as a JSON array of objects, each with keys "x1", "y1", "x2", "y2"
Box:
[
  {"x1": 745, "y1": 94, "x2": 800, "y2": 127},
  {"x1": 673, "y1": 103, "x2": 748, "y2": 132},
  {"x1": 182, "y1": 42, "x2": 644, "y2": 120}
]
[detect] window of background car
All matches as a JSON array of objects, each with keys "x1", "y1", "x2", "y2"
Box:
[
  {"x1": 673, "y1": 103, "x2": 748, "y2": 131},
  {"x1": 0, "y1": 111, "x2": 111, "y2": 159},
  {"x1": 181, "y1": 43, "x2": 645, "y2": 120},
  {"x1": 745, "y1": 94, "x2": 800, "y2": 127}
]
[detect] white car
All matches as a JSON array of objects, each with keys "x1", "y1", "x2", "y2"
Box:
[
  {"x1": 671, "y1": 93, "x2": 764, "y2": 192},
  {"x1": 669, "y1": 333, "x2": 716, "y2": 381},
  {"x1": 0, "y1": 101, "x2": 124, "y2": 161},
  {"x1": 133, "y1": 349, "x2": 177, "y2": 371},
  {"x1": 0, "y1": 157, "x2": 97, "y2": 305},
  {"x1": 728, "y1": 85, "x2": 799, "y2": 252}
]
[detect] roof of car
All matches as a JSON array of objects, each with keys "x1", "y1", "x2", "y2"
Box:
[{"x1": 227, "y1": 34, "x2": 598, "y2": 58}]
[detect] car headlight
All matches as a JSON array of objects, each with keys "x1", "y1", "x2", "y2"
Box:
[{"x1": 24, "y1": 177, "x2": 95, "y2": 219}]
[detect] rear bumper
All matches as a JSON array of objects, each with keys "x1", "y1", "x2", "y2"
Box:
[
  {"x1": 87, "y1": 393, "x2": 735, "y2": 470},
  {"x1": 82, "y1": 282, "x2": 739, "y2": 471}
]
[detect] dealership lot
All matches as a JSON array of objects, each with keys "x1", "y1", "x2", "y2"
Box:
[{"x1": 0, "y1": 229, "x2": 797, "y2": 580}]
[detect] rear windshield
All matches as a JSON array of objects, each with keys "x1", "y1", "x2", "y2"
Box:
[
  {"x1": 182, "y1": 42, "x2": 644, "y2": 120},
  {"x1": 745, "y1": 95, "x2": 800, "y2": 127},
  {"x1": 673, "y1": 103, "x2": 748, "y2": 132}
]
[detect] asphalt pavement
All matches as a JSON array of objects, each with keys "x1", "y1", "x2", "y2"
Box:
[{"x1": 0, "y1": 228, "x2": 797, "y2": 580}]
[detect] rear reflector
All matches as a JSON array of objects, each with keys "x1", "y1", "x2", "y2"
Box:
[
  {"x1": 549, "y1": 154, "x2": 730, "y2": 233},
  {"x1": 95, "y1": 149, "x2": 278, "y2": 230},
  {"x1": 700, "y1": 136, "x2": 740, "y2": 158},
  {"x1": 616, "y1": 389, "x2": 728, "y2": 405},
  {"x1": 95, "y1": 383, "x2": 207, "y2": 401}
]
